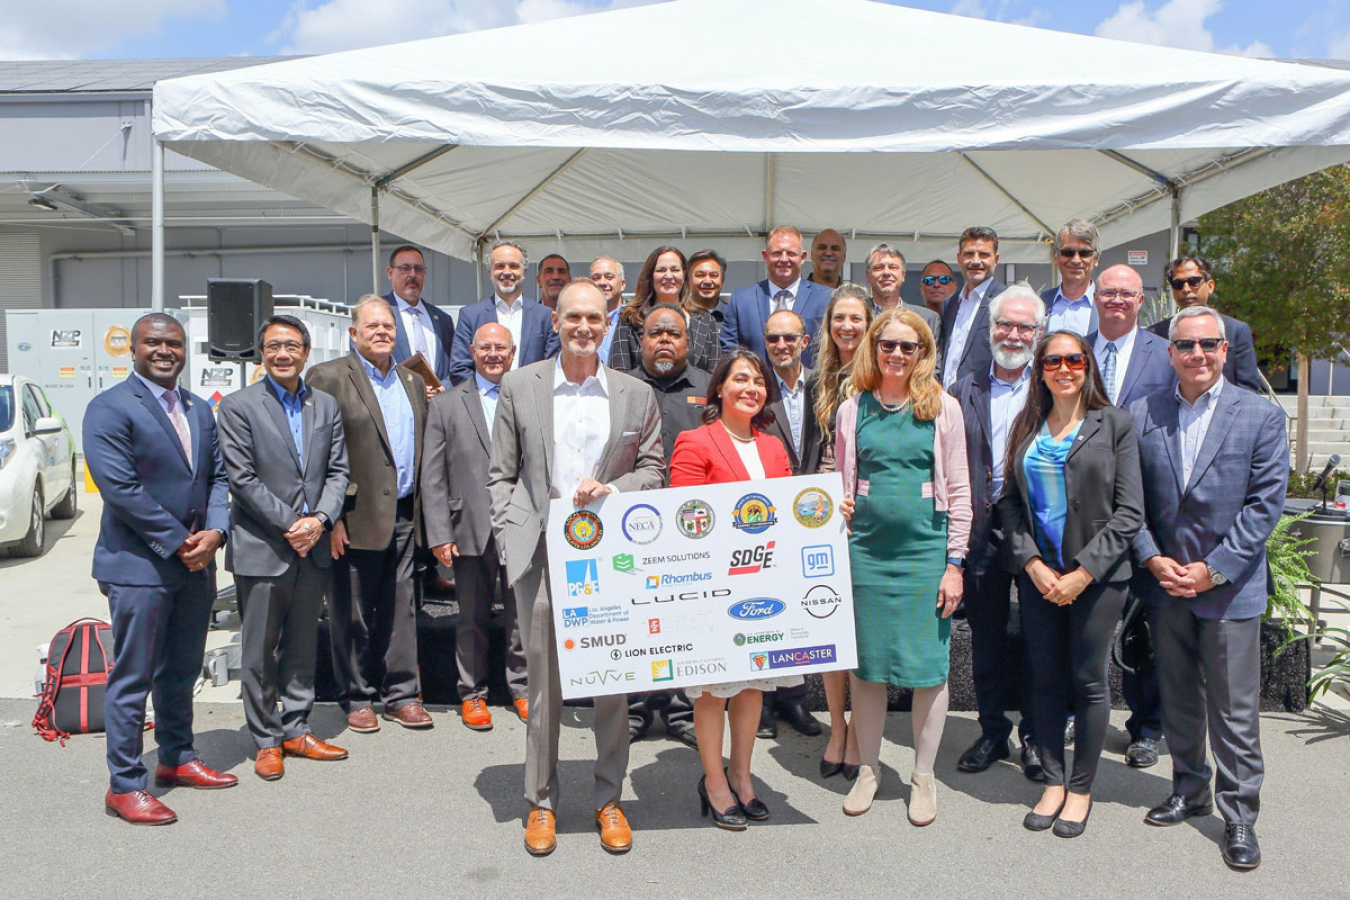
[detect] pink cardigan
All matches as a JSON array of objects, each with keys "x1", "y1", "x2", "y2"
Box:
[{"x1": 834, "y1": 391, "x2": 972, "y2": 559}]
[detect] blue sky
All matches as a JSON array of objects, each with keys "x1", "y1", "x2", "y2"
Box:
[{"x1": 4, "y1": 0, "x2": 1350, "y2": 61}]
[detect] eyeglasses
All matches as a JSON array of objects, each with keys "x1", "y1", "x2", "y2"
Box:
[
  {"x1": 263, "y1": 341, "x2": 304, "y2": 354},
  {"x1": 1058, "y1": 248, "x2": 1096, "y2": 260},
  {"x1": 1169, "y1": 276, "x2": 1208, "y2": 290},
  {"x1": 1042, "y1": 353, "x2": 1087, "y2": 372},
  {"x1": 1171, "y1": 338, "x2": 1224, "y2": 353},
  {"x1": 641, "y1": 326, "x2": 685, "y2": 340},
  {"x1": 765, "y1": 333, "x2": 802, "y2": 344},
  {"x1": 392, "y1": 265, "x2": 426, "y2": 275},
  {"x1": 878, "y1": 339, "x2": 920, "y2": 357},
  {"x1": 994, "y1": 320, "x2": 1038, "y2": 337},
  {"x1": 1097, "y1": 289, "x2": 1142, "y2": 301},
  {"x1": 921, "y1": 274, "x2": 953, "y2": 286}
]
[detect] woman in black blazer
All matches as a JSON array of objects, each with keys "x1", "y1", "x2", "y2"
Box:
[{"x1": 997, "y1": 331, "x2": 1143, "y2": 838}]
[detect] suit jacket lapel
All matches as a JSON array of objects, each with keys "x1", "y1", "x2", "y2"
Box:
[
  {"x1": 300, "y1": 388, "x2": 320, "y2": 479},
  {"x1": 594, "y1": 375, "x2": 630, "y2": 479},
  {"x1": 138, "y1": 384, "x2": 192, "y2": 472},
  {"x1": 462, "y1": 383, "x2": 491, "y2": 455},
  {"x1": 347, "y1": 354, "x2": 394, "y2": 458},
  {"x1": 182, "y1": 391, "x2": 202, "y2": 477},
  {"x1": 1183, "y1": 387, "x2": 1239, "y2": 497},
  {"x1": 535, "y1": 365, "x2": 554, "y2": 483},
  {"x1": 1117, "y1": 332, "x2": 1150, "y2": 403},
  {"x1": 1067, "y1": 409, "x2": 1102, "y2": 461},
  {"x1": 709, "y1": 422, "x2": 752, "y2": 480},
  {"x1": 973, "y1": 371, "x2": 993, "y2": 450},
  {"x1": 259, "y1": 384, "x2": 304, "y2": 476}
]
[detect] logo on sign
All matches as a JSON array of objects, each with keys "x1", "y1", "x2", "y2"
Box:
[
  {"x1": 563, "y1": 633, "x2": 626, "y2": 651},
  {"x1": 651, "y1": 659, "x2": 674, "y2": 682},
  {"x1": 732, "y1": 493, "x2": 777, "y2": 534},
  {"x1": 802, "y1": 544, "x2": 835, "y2": 578},
  {"x1": 612, "y1": 553, "x2": 638, "y2": 574},
  {"x1": 727, "y1": 598, "x2": 786, "y2": 620},
  {"x1": 749, "y1": 653, "x2": 770, "y2": 672},
  {"x1": 563, "y1": 607, "x2": 588, "y2": 626},
  {"x1": 645, "y1": 571, "x2": 714, "y2": 589},
  {"x1": 793, "y1": 487, "x2": 834, "y2": 528},
  {"x1": 733, "y1": 631, "x2": 784, "y2": 646},
  {"x1": 802, "y1": 584, "x2": 843, "y2": 618},
  {"x1": 677, "y1": 500, "x2": 716, "y2": 539},
  {"x1": 728, "y1": 542, "x2": 775, "y2": 575},
  {"x1": 562, "y1": 604, "x2": 628, "y2": 628},
  {"x1": 565, "y1": 559, "x2": 600, "y2": 599},
  {"x1": 568, "y1": 669, "x2": 636, "y2": 688},
  {"x1": 564, "y1": 510, "x2": 603, "y2": 550},
  {"x1": 648, "y1": 618, "x2": 661, "y2": 634},
  {"x1": 764, "y1": 644, "x2": 837, "y2": 669},
  {"x1": 633, "y1": 588, "x2": 732, "y2": 606},
  {"x1": 622, "y1": 504, "x2": 663, "y2": 544}
]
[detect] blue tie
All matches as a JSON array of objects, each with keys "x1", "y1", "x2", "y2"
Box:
[{"x1": 1102, "y1": 342, "x2": 1118, "y2": 404}]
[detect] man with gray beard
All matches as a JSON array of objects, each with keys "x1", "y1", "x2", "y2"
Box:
[{"x1": 950, "y1": 284, "x2": 1045, "y2": 781}]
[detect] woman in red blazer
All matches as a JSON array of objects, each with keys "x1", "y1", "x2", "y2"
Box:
[{"x1": 669, "y1": 349, "x2": 795, "y2": 831}]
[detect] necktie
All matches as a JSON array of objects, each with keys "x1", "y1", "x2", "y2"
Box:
[
  {"x1": 408, "y1": 306, "x2": 429, "y2": 358},
  {"x1": 1102, "y1": 342, "x2": 1118, "y2": 404},
  {"x1": 772, "y1": 290, "x2": 792, "y2": 312},
  {"x1": 164, "y1": 390, "x2": 193, "y2": 469}
]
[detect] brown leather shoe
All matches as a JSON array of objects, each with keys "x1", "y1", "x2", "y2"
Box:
[
  {"x1": 255, "y1": 748, "x2": 284, "y2": 781},
  {"x1": 513, "y1": 697, "x2": 529, "y2": 723},
  {"x1": 347, "y1": 707, "x2": 380, "y2": 733},
  {"x1": 153, "y1": 759, "x2": 238, "y2": 790},
  {"x1": 282, "y1": 733, "x2": 348, "y2": 760},
  {"x1": 461, "y1": 697, "x2": 493, "y2": 731},
  {"x1": 105, "y1": 789, "x2": 177, "y2": 825},
  {"x1": 596, "y1": 801, "x2": 632, "y2": 854},
  {"x1": 524, "y1": 807, "x2": 556, "y2": 856},
  {"x1": 384, "y1": 700, "x2": 434, "y2": 729}
]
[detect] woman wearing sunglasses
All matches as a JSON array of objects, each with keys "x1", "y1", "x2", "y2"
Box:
[
  {"x1": 997, "y1": 331, "x2": 1144, "y2": 838},
  {"x1": 834, "y1": 308, "x2": 971, "y2": 821}
]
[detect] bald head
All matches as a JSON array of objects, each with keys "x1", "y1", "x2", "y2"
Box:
[
  {"x1": 1095, "y1": 264, "x2": 1146, "y2": 341},
  {"x1": 810, "y1": 229, "x2": 846, "y2": 288},
  {"x1": 472, "y1": 321, "x2": 515, "y2": 383}
]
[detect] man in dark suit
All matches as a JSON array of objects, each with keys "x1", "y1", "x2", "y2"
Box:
[
  {"x1": 383, "y1": 245, "x2": 455, "y2": 390},
  {"x1": 1085, "y1": 263, "x2": 1176, "y2": 767},
  {"x1": 84, "y1": 313, "x2": 236, "y2": 825},
  {"x1": 719, "y1": 225, "x2": 832, "y2": 368},
  {"x1": 217, "y1": 315, "x2": 351, "y2": 780},
  {"x1": 951, "y1": 285, "x2": 1044, "y2": 780},
  {"x1": 1146, "y1": 256, "x2": 1262, "y2": 393},
  {"x1": 863, "y1": 243, "x2": 942, "y2": 339},
  {"x1": 423, "y1": 322, "x2": 528, "y2": 732},
  {"x1": 941, "y1": 226, "x2": 1007, "y2": 389},
  {"x1": 1131, "y1": 305, "x2": 1287, "y2": 871},
  {"x1": 1042, "y1": 219, "x2": 1100, "y2": 337},
  {"x1": 450, "y1": 241, "x2": 560, "y2": 384},
  {"x1": 919, "y1": 259, "x2": 959, "y2": 318},
  {"x1": 307, "y1": 296, "x2": 431, "y2": 734}
]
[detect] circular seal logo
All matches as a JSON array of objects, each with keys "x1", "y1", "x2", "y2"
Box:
[
  {"x1": 103, "y1": 325, "x2": 132, "y2": 357},
  {"x1": 733, "y1": 632, "x2": 747, "y2": 646},
  {"x1": 621, "y1": 503, "x2": 663, "y2": 545},
  {"x1": 676, "y1": 499, "x2": 716, "y2": 539},
  {"x1": 793, "y1": 487, "x2": 834, "y2": 528},
  {"x1": 563, "y1": 510, "x2": 603, "y2": 550},
  {"x1": 732, "y1": 493, "x2": 777, "y2": 534}
]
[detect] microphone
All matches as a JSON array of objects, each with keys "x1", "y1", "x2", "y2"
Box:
[{"x1": 1311, "y1": 453, "x2": 1342, "y2": 495}]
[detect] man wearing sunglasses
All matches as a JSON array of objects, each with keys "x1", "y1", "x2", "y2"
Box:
[
  {"x1": 920, "y1": 260, "x2": 959, "y2": 316},
  {"x1": 1145, "y1": 257, "x2": 1262, "y2": 393},
  {"x1": 1042, "y1": 220, "x2": 1101, "y2": 337},
  {"x1": 940, "y1": 226, "x2": 1006, "y2": 389},
  {"x1": 383, "y1": 245, "x2": 456, "y2": 389},
  {"x1": 1130, "y1": 305, "x2": 1286, "y2": 871},
  {"x1": 1086, "y1": 264, "x2": 1176, "y2": 770}
]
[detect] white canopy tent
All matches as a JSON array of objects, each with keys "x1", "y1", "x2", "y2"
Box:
[{"x1": 151, "y1": 0, "x2": 1350, "y2": 306}]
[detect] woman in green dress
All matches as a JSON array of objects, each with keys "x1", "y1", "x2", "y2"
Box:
[{"x1": 835, "y1": 308, "x2": 972, "y2": 822}]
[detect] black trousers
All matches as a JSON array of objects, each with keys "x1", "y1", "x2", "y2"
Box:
[
  {"x1": 1120, "y1": 591, "x2": 1163, "y2": 742},
  {"x1": 628, "y1": 690, "x2": 694, "y2": 733},
  {"x1": 330, "y1": 501, "x2": 420, "y2": 712},
  {"x1": 1019, "y1": 575, "x2": 1127, "y2": 793},
  {"x1": 964, "y1": 529, "x2": 1035, "y2": 745}
]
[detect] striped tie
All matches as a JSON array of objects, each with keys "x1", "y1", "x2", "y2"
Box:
[{"x1": 1102, "y1": 342, "x2": 1118, "y2": 404}]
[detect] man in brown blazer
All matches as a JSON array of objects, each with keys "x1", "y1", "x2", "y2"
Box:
[{"x1": 307, "y1": 296, "x2": 430, "y2": 734}]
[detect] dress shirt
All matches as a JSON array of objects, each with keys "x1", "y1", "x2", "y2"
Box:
[
  {"x1": 729, "y1": 428, "x2": 767, "y2": 480},
  {"x1": 598, "y1": 307, "x2": 622, "y2": 365},
  {"x1": 774, "y1": 368, "x2": 806, "y2": 453},
  {"x1": 769, "y1": 278, "x2": 802, "y2": 312},
  {"x1": 474, "y1": 371, "x2": 501, "y2": 438},
  {"x1": 394, "y1": 295, "x2": 440, "y2": 360},
  {"x1": 265, "y1": 374, "x2": 310, "y2": 513},
  {"x1": 942, "y1": 279, "x2": 993, "y2": 387},
  {"x1": 133, "y1": 370, "x2": 182, "y2": 415},
  {"x1": 132, "y1": 370, "x2": 193, "y2": 467},
  {"x1": 1092, "y1": 326, "x2": 1138, "y2": 404},
  {"x1": 551, "y1": 358, "x2": 610, "y2": 500},
  {"x1": 633, "y1": 364, "x2": 710, "y2": 466},
  {"x1": 1023, "y1": 421, "x2": 1083, "y2": 569},
  {"x1": 1177, "y1": 376, "x2": 1225, "y2": 490},
  {"x1": 1047, "y1": 283, "x2": 1095, "y2": 336},
  {"x1": 494, "y1": 294, "x2": 526, "y2": 368},
  {"x1": 989, "y1": 363, "x2": 1032, "y2": 499},
  {"x1": 358, "y1": 353, "x2": 416, "y2": 499}
]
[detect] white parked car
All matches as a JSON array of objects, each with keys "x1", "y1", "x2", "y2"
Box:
[{"x1": 0, "y1": 374, "x2": 77, "y2": 557}]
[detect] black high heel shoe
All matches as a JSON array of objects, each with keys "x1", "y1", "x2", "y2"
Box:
[
  {"x1": 698, "y1": 776, "x2": 747, "y2": 831},
  {"x1": 820, "y1": 757, "x2": 844, "y2": 778},
  {"x1": 726, "y1": 769, "x2": 769, "y2": 821},
  {"x1": 842, "y1": 763, "x2": 861, "y2": 781}
]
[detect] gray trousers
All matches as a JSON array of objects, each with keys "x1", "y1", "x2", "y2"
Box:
[
  {"x1": 236, "y1": 556, "x2": 326, "y2": 749},
  {"x1": 452, "y1": 540, "x2": 526, "y2": 701},
  {"x1": 1149, "y1": 601, "x2": 1263, "y2": 825},
  {"x1": 516, "y1": 539, "x2": 629, "y2": 812}
]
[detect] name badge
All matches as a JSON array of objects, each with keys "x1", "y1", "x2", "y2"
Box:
[
  {"x1": 688, "y1": 396, "x2": 706, "y2": 405},
  {"x1": 921, "y1": 481, "x2": 934, "y2": 499}
]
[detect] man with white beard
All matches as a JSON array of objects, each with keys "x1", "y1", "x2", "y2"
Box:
[{"x1": 949, "y1": 284, "x2": 1046, "y2": 781}]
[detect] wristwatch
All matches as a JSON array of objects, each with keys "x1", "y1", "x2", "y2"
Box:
[
  {"x1": 314, "y1": 511, "x2": 333, "y2": 532},
  {"x1": 1206, "y1": 563, "x2": 1228, "y2": 586}
]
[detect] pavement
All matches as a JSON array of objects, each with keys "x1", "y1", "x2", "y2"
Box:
[{"x1": 2, "y1": 477, "x2": 1348, "y2": 899}]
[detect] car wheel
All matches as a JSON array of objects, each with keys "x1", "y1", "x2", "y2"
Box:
[
  {"x1": 51, "y1": 463, "x2": 78, "y2": 519},
  {"x1": 12, "y1": 487, "x2": 44, "y2": 558}
]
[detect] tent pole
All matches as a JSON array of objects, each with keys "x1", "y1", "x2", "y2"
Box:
[
  {"x1": 151, "y1": 138, "x2": 164, "y2": 311},
  {"x1": 371, "y1": 186, "x2": 381, "y2": 293},
  {"x1": 763, "y1": 154, "x2": 775, "y2": 233},
  {"x1": 475, "y1": 240, "x2": 484, "y2": 301},
  {"x1": 1169, "y1": 184, "x2": 1181, "y2": 259}
]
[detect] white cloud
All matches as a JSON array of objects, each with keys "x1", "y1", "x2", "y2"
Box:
[
  {"x1": 0, "y1": 0, "x2": 226, "y2": 60},
  {"x1": 273, "y1": 0, "x2": 659, "y2": 55},
  {"x1": 947, "y1": 0, "x2": 1044, "y2": 28},
  {"x1": 1096, "y1": 0, "x2": 1272, "y2": 57}
]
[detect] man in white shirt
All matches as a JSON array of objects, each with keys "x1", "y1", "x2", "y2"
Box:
[
  {"x1": 1042, "y1": 219, "x2": 1101, "y2": 336},
  {"x1": 449, "y1": 241, "x2": 560, "y2": 384},
  {"x1": 940, "y1": 226, "x2": 1007, "y2": 389}
]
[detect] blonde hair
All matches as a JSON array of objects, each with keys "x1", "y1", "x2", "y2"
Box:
[
  {"x1": 849, "y1": 308, "x2": 943, "y2": 422},
  {"x1": 812, "y1": 283, "x2": 873, "y2": 438}
]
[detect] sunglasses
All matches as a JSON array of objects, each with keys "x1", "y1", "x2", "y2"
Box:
[
  {"x1": 1172, "y1": 338, "x2": 1224, "y2": 353},
  {"x1": 878, "y1": 339, "x2": 921, "y2": 357},
  {"x1": 921, "y1": 274, "x2": 953, "y2": 286},
  {"x1": 1042, "y1": 353, "x2": 1087, "y2": 372},
  {"x1": 764, "y1": 333, "x2": 802, "y2": 344},
  {"x1": 1169, "y1": 275, "x2": 1208, "y2": 290},
  {"x1": 1058, "y1": 248, "x2": 1096, "y2": 260}
]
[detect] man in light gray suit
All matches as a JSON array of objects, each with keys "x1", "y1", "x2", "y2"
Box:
[
  {"x1": 489, "y1": 278, "x2": 664, "y2": 857},
  {"x1": 218, "y1": 315, "x2": 351, "y2": 781},
  {"x1": 424, "y1": 322, "x2": 528, "y2": 732},
  {"x1": 1130, "y1": 305, "x2": 1287, "y2": 872}
]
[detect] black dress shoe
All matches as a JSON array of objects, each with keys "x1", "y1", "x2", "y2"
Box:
[
  {"x1": 1020, "y1": 744, "x2": 1045, "y2": 782},
  {"x1": 1052, "y1": 800, "x2": 1091, "y2": 838},
  {"x1": 1064, "y1": 716, "x2": 1075, "y2": 746},
  {"x1": 1023, "y1": 797, "x2": 1065, "y2": 832},
  {"x1": 757, "y1": 705, "x2": 777, "y2": 740},
  {"x1": 697, "y1": 776, "x2": 747, "y2": 831},
  {"x1": 669, "y1": 722, "x2": 699, "y2": 750},
  {"x1": 1145, "y1": 792, "x2": 1214, "y2": 827},
  {"x1": 1126, "y1": 737, "x2": 1159, "y2": 768},
  {"x1": 628, "y1": 718, "x2": 648, "y2": 742},
  {"x1": 1222, "y1": 824, "x2": 1261, "y2": 870},
  {"x1": 956, "y1": 735, "x2": 1010, "y2": 773},
  {"x1": 780, "y1": 702, "x2": 823, "y2": 736}
]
